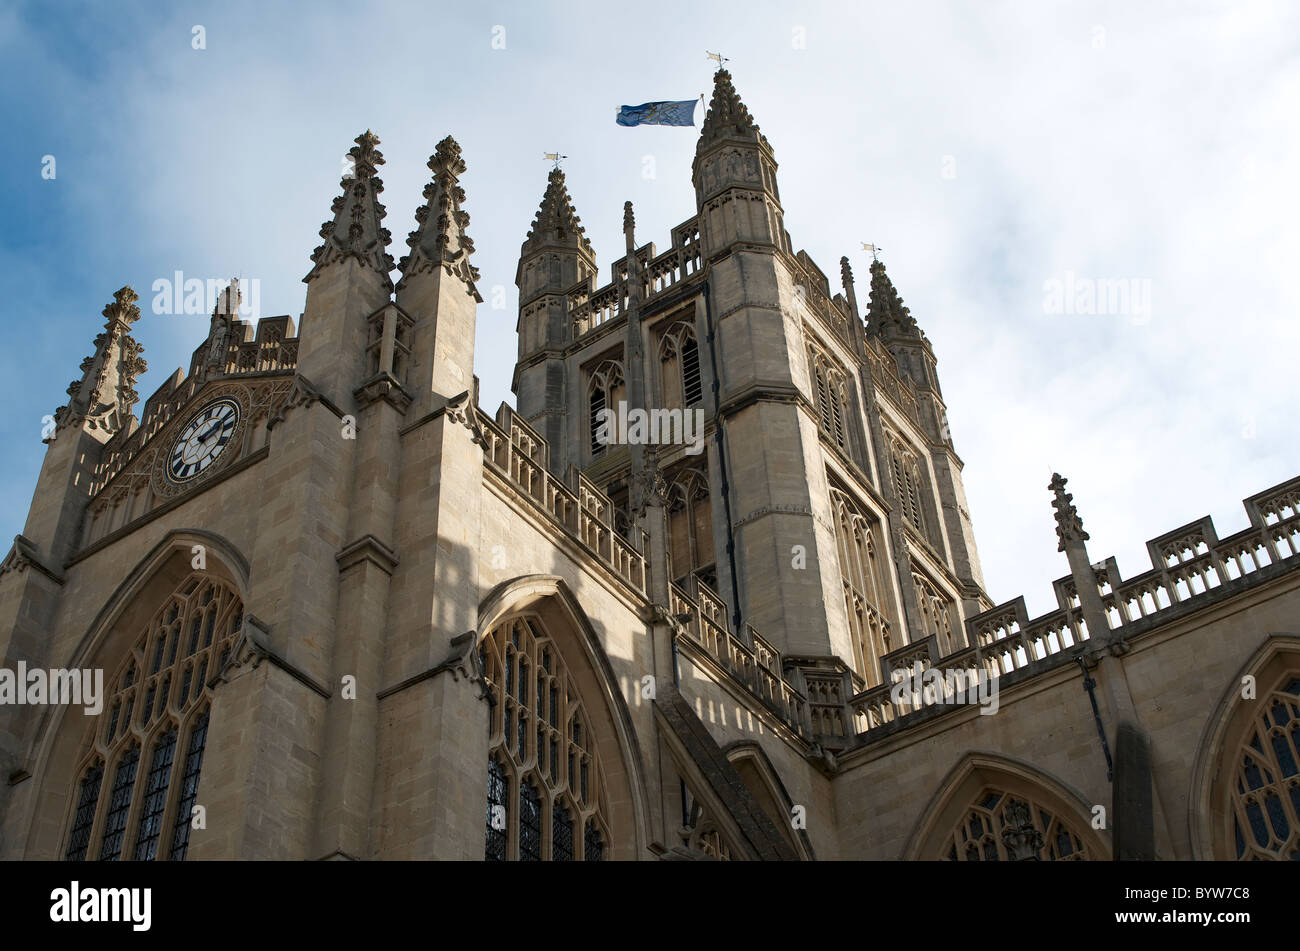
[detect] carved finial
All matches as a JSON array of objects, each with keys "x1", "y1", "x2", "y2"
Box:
[
  {"x1": 306, "y1": 130, "x2": 394, "y2": 286},
  {"x1": 430, "y1": 135, "x2": 466, "y2": 179},
  {"x1": 348, "y1": 130, "x2": 384, "y2": 181},
  {"x1": 698, "y1": 67, "x2": 768, "y2": 153},
  {"x1": 623, "y1": 200, "x2": 637, "y2": 254},
  {"x1": 840, "y1": 256, "x2": 854, "y2": 287},
  {"x1": 523, "y1": 165, "x2": 594, "y2": 258},
  {"x1": 102, "y1": 286, "x2": 141, "y2": 326},
  {"x1": 396, "y1": 134, "x2": 480, "y2": 299},
  {"x1": 57, "y1": 287, "x2": 147, "y2": 434},
  {"x1": 1049, "y1": 472, "x2": 1090, "y2": 552},
  {"x1": 865, "y1": 257, "x2": 922, "y2": 340}
]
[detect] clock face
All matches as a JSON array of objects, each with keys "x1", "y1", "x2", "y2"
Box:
[{"x1": 166, "y1": 398, "x2": 240, "y2": 485}]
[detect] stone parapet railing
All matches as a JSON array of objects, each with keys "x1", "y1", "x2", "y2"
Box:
[
  {"x1": 848, "y1": 475, "x2": 1300, "y2": 737},
  {"x1": 669, "y1": 575, "x2": 810, "y2": 739},
  {"x1": 476, "y1": 403, "x2": 648, "y2": 594},
  {"x1": 572, "y1": 217, "x2": 703, "y2": 340}
]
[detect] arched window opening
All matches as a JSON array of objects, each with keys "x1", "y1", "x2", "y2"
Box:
[
  {"x1": 888, "y1": 437, "x2": 927, "y2": 533},
  {"x1": 485, "y1": 756, "x2": 509, "y2": 861},
  {"x1": 913, "y1": 571, "x2": 958, "y2": 655},
  {"x1": 481, "y1": 615, "x2": 610, "y2": 860},
  {"x1": 1229, "y1": 676, "x2": 1300, "y2": 860},
  {"x1": 806, "y1": 342, "x2": 850, "y2": 453},
  {"x1": 665, "y1": 468, "x2": 715, "y2": 588},
  {"x1": 588, "y1": 360, "x2": 625, "y2": 457},
  {"x1": 944, "y1": 788, "x2": 1092, "y2": 862},
  {"x1": 830, "y1": 488, "x2": 893, "y2": 687},
  {"x1": 62, "y1": 571, "x2": 242, "y2": 862},
  {"x1": 660, "y1": 320, "x2": 704, "y2": 409}
]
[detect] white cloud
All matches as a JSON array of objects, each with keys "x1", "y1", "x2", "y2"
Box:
[{"x1": 3, "y1": 0, "x2": 1295, "y2": 626}]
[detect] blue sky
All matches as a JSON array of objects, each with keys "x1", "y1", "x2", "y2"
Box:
[{"x1": 2, "y1": 0, "x2": 1297, "y2": 617}]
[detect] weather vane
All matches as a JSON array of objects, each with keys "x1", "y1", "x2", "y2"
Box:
[
  {"x1": 543, "y1": 152, "x2": 567, "y2": 169},
  {"x1": 706, "y1": 50, "x2": 729, "y2": 66},
  {"x1": 861, "y1": 242, "x2": 883, "y2": 261}
]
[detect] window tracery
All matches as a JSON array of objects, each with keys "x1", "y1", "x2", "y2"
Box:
[
  {"x1": 63, "y1": 572, "x2": 241, "y2": 861},
  {"x1": 1229, "y1": 676, "x2": 1300, "y2": 860},
  {"x1": 944, "y1": 788, "x2": 1091, "y2": 861},
  {"x1": 480, "y1": 615, "x2": 609, "y2": 860}
]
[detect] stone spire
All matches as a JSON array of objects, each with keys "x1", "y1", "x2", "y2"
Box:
[
  {"x1": 841, "y1": 256, "x2": 867, "y2": 356},
  {"x1": 621, "y1": 201, "x2": 657, "y2": 516},
  {"x1": 692, "y1": 67, "x2": 783, "y2": 247},
  {"x1": 55, "y1": 286, "x2": 147, "y2": 436},
  {"x1": 397, "y1": 136, "x2": 481, "y2": 299},
  {"x1": 865, "y1": 258, "x2": 923, "y2": 341},
  {"x1": 523, "y1": 166, "x2": 594, "y2": 259},
  {"x1": 305, "y1": 130, "x2": 395, "y2": 288},
  {"x1": 697, "y1": 68, "x2": 770, "y2": 153},
  {"x1": 1049, "y1": 472, "x2": 1090, "y2": 552},
  {"x1": 1049, "y1": 473, "x2": 1113, "y2": 645}
]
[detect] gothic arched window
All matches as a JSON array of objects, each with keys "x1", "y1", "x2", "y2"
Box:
[
  {"x1": 1229, "y1": 676, "x2": 1300, "y2": 860},
  {"x1": 665, "y1": 468, "x2": 715, "y2": 587},
  {"x1": 480, "y1": 615, "x2": 610, "y2": 860},
  {"x1": 588, "y1": 359, "x2": 625, "y2": 456},
  {"x1": 806, "y1": 343, "x2": 850, "y2": 453},
  {"x1": 830, "y1": 488, "x2": 893, "y2": 686},
  {"x1": 888, "y1": 436, "x2": 928, "y2": 533},
  {"x1": 944, "y1": 788, "x2": 1091, "y2": 861},
  {"x1": 660, "y1": 319, "x2": 704, "y2": 409},
  {"x1": 63, "y1": 572, "x2": 242, "y2": 861},
  {"x1": 913, "y1": 570, "x2": 958, "y2": 655}
]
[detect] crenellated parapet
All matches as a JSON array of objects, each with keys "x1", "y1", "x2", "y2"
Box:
[{"x1": 847, "y1": 473, "x2": 1300, "y2": 739}]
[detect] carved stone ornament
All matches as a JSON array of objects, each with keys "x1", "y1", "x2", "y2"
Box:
[{"x1": 444, "y1": 389, "x2": 486, "y2": 446}]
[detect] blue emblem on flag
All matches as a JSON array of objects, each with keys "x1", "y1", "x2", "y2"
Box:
[{"x1": 616, "y1": 100, "x2": 698, "y2": 127}]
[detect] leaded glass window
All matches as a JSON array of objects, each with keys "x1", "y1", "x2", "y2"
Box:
[
  {"x1": 1230, "y1": 677, "x2": 1300, "y2": 860},
  {"x1": 485, "y1": 756, "x2": 508, "y2": 862},
  {"x1": 64, "y1": 764, "x2": 103, "y2": 861},
  {"x1": 584, "y1": 820, "x2": 604, "y2": 862},
  {"x1": 63, "y1": 571, "x2": 241, "y2": 861},
  {"x1": 98, "y1": 747, "x2": 139, "y2": 861},
  {"x1": 169, "y1": 710, "x2": 209, "y2": 861},
  {"x1": 132, "y1": 728, "x2": 176, "y2": 860},
  {"x1": 553, "y1": 801, "x2": 574, "y2": 861},
  {"x1": 480, "y1": 614, "x2": 610, "y2": 860},
  {"x1": 944, "y1": 788, "x2": 1091, "y2": 861},
  {"x1": 519, "y1": 778, "x2": 542, "y2": 861}
]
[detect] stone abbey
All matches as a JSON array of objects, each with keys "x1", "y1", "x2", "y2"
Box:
[{"x1": 2, "y1": 69, "x2": 1298, "y2": 861}]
